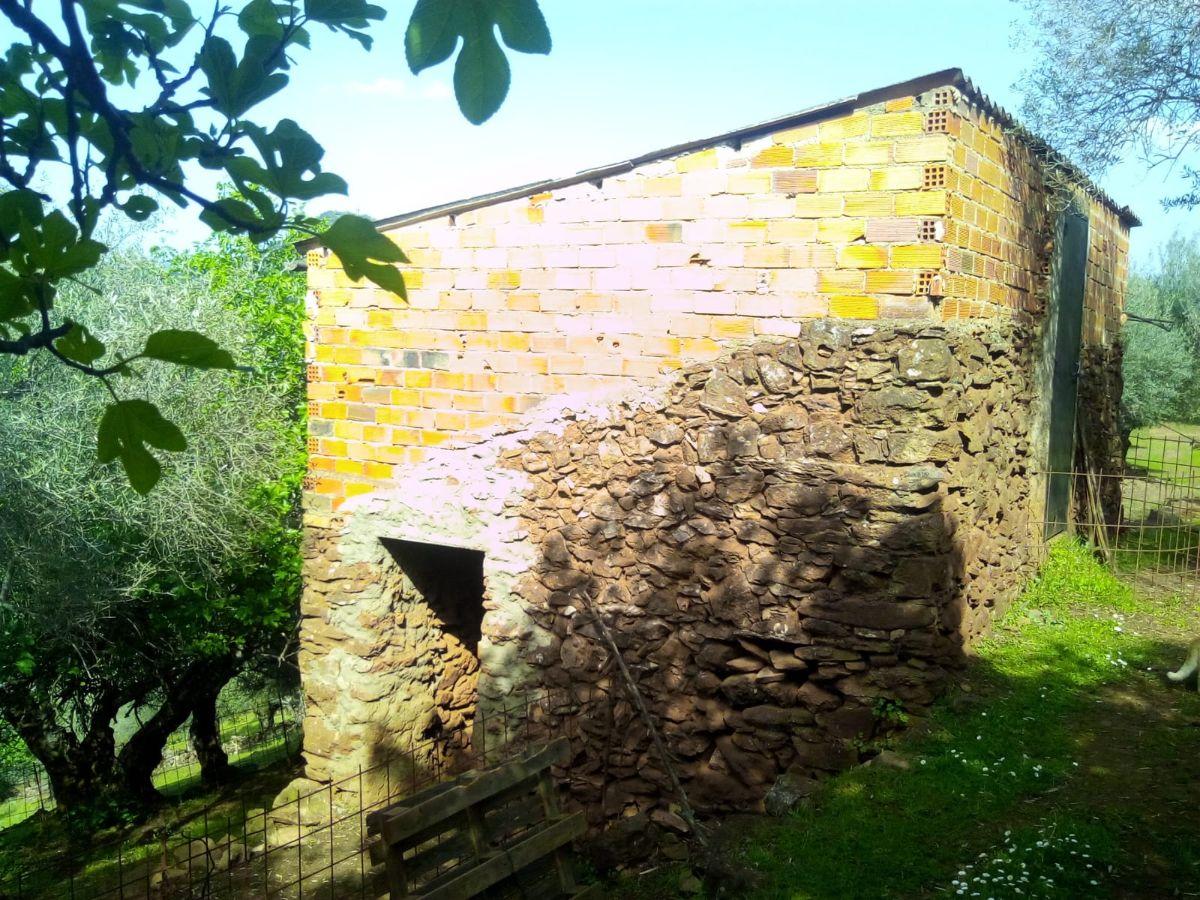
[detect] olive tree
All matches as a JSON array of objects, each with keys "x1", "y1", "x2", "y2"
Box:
[
  {"x1": 1018, "y1": 0, "x2": 1200, "y2": 207},
  {"x1": 1122, "y1": 234, "x2": 1200, "y2": 427},
  {"x1": 0, "y1": 236, "x2": 302, "y2": 813}
]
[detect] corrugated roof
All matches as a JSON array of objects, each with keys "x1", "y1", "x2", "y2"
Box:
[{"x1": 298, "y1": 67, "x2": 1137, "y2": 251}]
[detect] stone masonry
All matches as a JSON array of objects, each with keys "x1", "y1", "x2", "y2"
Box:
[{"x1": 293, "y1": 71, "x2": 1133, "y2": 828}]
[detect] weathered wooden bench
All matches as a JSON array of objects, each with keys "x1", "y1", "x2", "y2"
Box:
[{"x1": 367, "y1": 737, "x2": 596, "y2": 899}]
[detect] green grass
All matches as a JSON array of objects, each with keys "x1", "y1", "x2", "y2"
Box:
[
  {"x1": 613, "y1": 541, "x2": 1200, "y2": 898},
  {"x1": 1127, "y1": 423, "x2": 1200, "y2": 484}
]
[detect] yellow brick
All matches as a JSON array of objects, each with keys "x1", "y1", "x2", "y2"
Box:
[
  {"x1": 767, "y1": 220, "x2": 818, "y2": 242},
  {"x1": 895, "y1": 190, "x2": 947, "y2": 216},
  {"x1": 526, "y1": 204, "x2": 544, "y2": 223},
  {"x1": 790, "y1": 245, "x2": 836, "y2": 267},
  {"x1": 837, "y1": 244, "x2": 888, "y2": 269},
  {"x1": 819, "y1": 112, "x2": 870, "y2": 140},
  {"x1": 771, "y1": 123, "x2": 820, "y2": 144},
  {"x1": 402, "y1": 270, "x2": 424, "y2": 290},
  {"x1": 420, "y1": 430, "x2": 450, "y2": 447},
  {"x1": 871, "y1": 111, "x2": 925, "y2": 137},
  {"x1": 745, "y1": 245, "x2": 791, "y2": 267},
  {"x1": 676, "y1": 148, "x2": 719, "y2": 172},
  {"x1": 729, "y1": 220, "x2": 769, "y2": 237},
  {"x1": 322, "y1": 401, "x2": 348, "y2": 420},
  {"x1": 646, "y1": 222, "x2": 682, "y2": 242},
  {"x1": 794, "y1": 194, "x2": 844, "y2": 218},
  {"x1": 680, "y1": 337, "x2": 722, "y2": 356},
  {"x1": 334, "y1": 458, "x2": 365, "y2": 476},
  {"x1": 390, "y1": 388, "x2": 420, "y2": 406},
  {"x1": 710, "y1": 318, "x2": 755, "y2": 340},
  {"x1": 432, "y1": 372, "x2": 468, "y2": 390},
  {"x1": 818, "y1": 168, "x2": 870, "y2": 192},
  {"x1": 752, "y1": 144, "x2": 795, "y2": 168},
  {"x1": 727, "y1": 172, "x2": 772, "y2": 193},
  {"x1": 844, "y1": 142, "x2": 892, "y2": 165},
  {"x1": 818, "y1": 270, "x2": 866, "y2": 293},
  {"x1": 866, "y1": 270, "x2": 917, "y2": 294},
  {"x1": 884, "y1": 96, "x2": 915, "y2": 112},
  {"x1": 454, "y1": 311, "x2": 488, "y2": 330},
  {"x1": 404, "y1": 370, "x2": 432, "y2": 387},
  {"x1": 793, "y1": 143, "x2": 844, "y2": 167},
  {"x1": 499, "y1": 332, "x2": 531, "y2": 351},
  {"x1": 829, "y1": 296, "x2": 880, "y2": 319},
  {"x1": 486, "y1": 270, "x2": 520, "y2": 290},
  {"x1": 894, "y1": 134, "x2": 950, "y2": 162},
  {"x1": 891, "y1": 244, "x2": 944, "y2": 268},
  {"x1": 844, "y1": 192, "x2": 894, "y2": 217},
  {"x1": 365, "y1": 461, "x2": 393, "y2": 480},
  {"x1": 345, "y1": 482, "x2": 375, "y2": 498},
  {"x1": 869, "y1": 166, "x2": 923, "y2": 191},
  {"x1": 816, "y1": 218, "x2": 866, "y2": 243},
  {"x1": 643, "y1": 175, "x2": 683, "y2": 196}
]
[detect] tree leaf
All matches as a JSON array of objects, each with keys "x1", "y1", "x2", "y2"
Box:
[
  {"x1": 404, "y1": 0, "x2": 549, "y2": 123},
  {"x1": 54, "y1": 323, "x2": 106, "y2": 365},
  {"x1": 121, "y1": 195, "x2": 159, "y2": 222},
  {"x1": 454, "y1": 11, "x2": 510, "y2": 125},
  {"x1": 14, "y1": 211, "x2": 106, "y2": 279},
  {"x1": 492, "y1": 0, "x2": 551, "y2": 54},
  {"x1": 97, "y1": 399, "x2": 187, "y2": 494},
  {"x1": 143, "y1": 329, "x2": 236, "y2": 369},
  {"x1": 318, "y1": 214, "x2": 409, "y2": 298},
  {"x1": 238, "y1": 0, "x2": 286, "y2": 37},
  {"x1": 405, "y1": 0, "x2": 461, "y2": 73}
]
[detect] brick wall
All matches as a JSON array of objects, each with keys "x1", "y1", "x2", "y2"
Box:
[{"x1": 301, "y1": 79, "x2": 1131, "y2": 521}]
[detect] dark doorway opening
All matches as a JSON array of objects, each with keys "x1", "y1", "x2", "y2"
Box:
[
  {"x1": 1045, "y1": 202, "x2": 1090, "y2": 537},
  {"x1": 382, "y1": 538, "x2": 485, "y2": 738}
]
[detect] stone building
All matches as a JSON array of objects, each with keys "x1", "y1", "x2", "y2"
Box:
[{"x1": 296, "y1": 69, "x2": 1134, "y2": 824}]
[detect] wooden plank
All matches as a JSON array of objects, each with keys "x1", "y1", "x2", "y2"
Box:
[
  {"x1": 480, "y1": 792, "x2": 546, "y2": 843},
  {"x1": 417, "y1": 812, "x2": 586, "y2": 900},
  {"x1": 401, "y1": 827, "x2": 477, "y2": 888},
  {"x1": 368, "y1": 779, "x2": 461, "y2": 832},
  {"x1": 379, "y1": 740, "x2": 570, "y2": 846}
]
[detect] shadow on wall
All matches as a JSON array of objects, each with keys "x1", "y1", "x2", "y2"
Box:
[
  {"x1": 499, "y1": 322, "x2": 1036, "y2": 828},
  {"x1": 320, "y1": 320, "x2": 1047, "y2": 849},
  {"x1": 532, "y1": 453, "x2": 968, "y2": 824}
]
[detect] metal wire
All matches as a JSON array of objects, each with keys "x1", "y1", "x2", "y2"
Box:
[{"x1": 1, "y1": 693, "x2": 549, "y2": 899}]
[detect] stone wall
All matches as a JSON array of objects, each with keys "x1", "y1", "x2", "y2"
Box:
[{"x1": 295, "y1": 319, "x2": 1037, "y2": 822}]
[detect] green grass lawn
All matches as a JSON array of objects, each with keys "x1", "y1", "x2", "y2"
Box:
[
  {"x1": 611, "y1": 541, "x2": 1200, "y2": 898},
  {"x1": 1127, "y1": 423, "x2": 1200, "y2": 484}
]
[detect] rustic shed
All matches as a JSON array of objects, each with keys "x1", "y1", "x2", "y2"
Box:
[{"x1": 296, "y1": 69, "x2": 1134, "y2": 824}]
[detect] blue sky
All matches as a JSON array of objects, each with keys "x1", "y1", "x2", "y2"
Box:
[{"x1": 194, "y1": 1, "x2": 1192, "y2": 266}]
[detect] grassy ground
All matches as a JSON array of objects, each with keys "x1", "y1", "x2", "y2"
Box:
[
  {"x1": 1127, "y1": 424, "x2": 1200, "y2": 484},
  {"x1": 612, "y1": 541, "x2": 1200, "y2": 899}
]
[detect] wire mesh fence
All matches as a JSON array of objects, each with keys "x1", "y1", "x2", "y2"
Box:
[
  {"x1": 0, "y1": 692, "x2": 557, "y2": 899},
  {"x1": 1043, "y1": 423, "x2": 1200, "y2": 602},
  {"x1": 0, "y1": 694, "x2": 304, "y2": 831}
]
